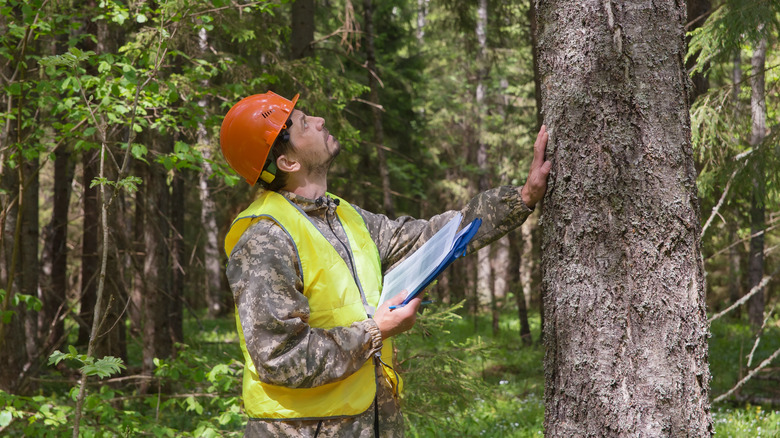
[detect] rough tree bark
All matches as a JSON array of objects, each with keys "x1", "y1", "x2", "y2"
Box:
[{"x1": 536, "y1": 0, "x2": 712, "y2": 435}]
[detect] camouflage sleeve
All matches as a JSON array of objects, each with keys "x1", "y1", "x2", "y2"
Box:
[
  {"x1": 226, "y1": 219, "x2": 384, "y2": 389},
  {"x1": 357, "y1": 185, "x2": 533, "y2": 271}
]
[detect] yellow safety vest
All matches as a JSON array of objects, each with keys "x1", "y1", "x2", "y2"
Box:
[{"x1": 224, "y1": 191, "x2": 398, "y2": 419}]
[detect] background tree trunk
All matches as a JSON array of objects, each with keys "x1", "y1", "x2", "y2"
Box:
[
  {"x1": 141, "y1": 136, "x2": 175, "y2": 384},
  {"x1": 77, "y1": 149, "x2": 99, "y2": 346},
  {"x1": 39, "y1": 143, "x2": 74, "y2": 352},
  {"x1": 536, "y1": 0, "x2": 712, "y2": 435},
  {"x1": 509, "y1": 230, "x2": 532, "y2": 345},
  {"x1": 196, "y1": 25, "x2": 226, "y2": 318},
  {"x1": 746, "y1": 34, "x2": 767, "y2": 328},
  {"x1": 291, "y1": 0, "x2": 314, "y2": 59},
  {"x1": 363, "y1": 0, "x2": 395, "y2": 217}
]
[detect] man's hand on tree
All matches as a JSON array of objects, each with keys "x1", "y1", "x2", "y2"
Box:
[
  {"x1": 373, "y1": 292, "x2": 422, "y2": 340},
  {"x1": 521, "y1": 125, "x2": 552, "y2": 208}
]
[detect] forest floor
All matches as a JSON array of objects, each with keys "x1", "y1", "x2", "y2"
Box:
[{"x1": 1, "y1": 306, "x2": 778, "y2": 437}]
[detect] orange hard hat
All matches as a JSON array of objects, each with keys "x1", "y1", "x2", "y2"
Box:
[{"x1": 220, "y1": 91, "x2": 300, "y2": 184}]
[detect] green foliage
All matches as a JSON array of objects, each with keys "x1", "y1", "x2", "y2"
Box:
[
  {"x1": 48, "y1": 347, "x2": 126, "y2": 379},
  {"x1": 687, "y1": 0, "x2": 780, "y2": 74},
  {"x1": 709, "y1": 317, "x2": 780, "y2": 400},
  {"x1": 2, "y1": 341, "x2": 243, "y2": 436},
  {"x1": 0, "y1": 290, "x2": 42, "y2": 323},
  {"x1": 398, "y1": 305, "x2": 545, "y2": 437}
]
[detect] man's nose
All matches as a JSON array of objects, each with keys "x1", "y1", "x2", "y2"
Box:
[{"x1": 313, "y1": 117, "x2": 325, "y2": 130}]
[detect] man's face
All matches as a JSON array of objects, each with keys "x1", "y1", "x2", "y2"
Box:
[{"x1": 285, "y1": 109, "x2": 341, "y2": 175}]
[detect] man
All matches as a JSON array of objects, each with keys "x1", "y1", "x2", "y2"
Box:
[{"x1": 221, "y1": 91, "x2": 551, "y2": 437}]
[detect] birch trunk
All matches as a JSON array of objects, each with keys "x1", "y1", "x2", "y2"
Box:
[{"x1": 536, "y1": 0, "x2": 712, "y2": 434}]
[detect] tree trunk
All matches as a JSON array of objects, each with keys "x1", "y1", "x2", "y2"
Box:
[
  {"x1": 416, "y1": 0, "x2": 428, "y2": 44},
  {"x1": 0, "y1": 159, "x2": 29, "y2": 392},
  {"x1": 290, "y1": 0, "x2": 314, "y2": 59},
  {"x1": 536, "y1": 1, "x2": 712, "y2": 435},
  {"x1": 364, "y1": 0, "x2": 395, "y2": 217},
  {"x1": 727, "y1": 222, "x2": 741, "y2": 318},
  {"x1": 21, "y1": 147, "x2": 40, "y2": 372},
  {"x1": 170, "y1": 165, "x2": 185, "y2": 344},
  {"x1": 491, "y1": 235, "x2": 510, "y2": 334},
  {"x1": 39, "y1": 144, "x2": 74, "y2": 353},
  {"x1": 196, "y1": 26, "x2": 225, "y2": 318},
  {"x1": 509, "y1": 230, "x2": 532, "y2": 345},
  {"x1": 474, "y1": 0, "x2": 493, "y2": 316},
  {"x1": 78, "y1": 155, "x2": 99, "y2": 348},
  {"x1": 141, "y1": 136, "x2": 174, "y2": 383},
  {"x1": 130, "y1": 165, "x2": 144, "y2": 337},
  {"x1": 746, "y1": 34, "x2": 767, "y2": 328}
]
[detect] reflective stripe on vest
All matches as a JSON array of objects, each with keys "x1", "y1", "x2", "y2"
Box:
[{"x1": 225, "y1": 191, "x2": 397, "y2": 419}]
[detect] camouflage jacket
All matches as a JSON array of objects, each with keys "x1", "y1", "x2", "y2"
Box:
[{"x1": 226, "y1": 186, "x2": 533, "y2": 437}]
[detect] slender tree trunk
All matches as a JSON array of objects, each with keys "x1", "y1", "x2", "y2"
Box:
[
  {"x1": 364, "y1": 0, "x2": 395, "y2": 217},
  {"x1": 130, "y1": 165, "x2": 144, "y2": 336},
  {"x1": 170, "y1": 168, "x2": 185, "y2": 344},
  {"x1": 537, "y1": 1, "x2": 712, "y2": 435},
  {"x1": 520, "y1": 213, "x2": 538, "y2": 306},
  {"x1": 78, "y1": 151, "x2": 99, "y2": 347},
  {"x1": 727, "y1": 222, "x2": 741, "y2": 318},
  {"x1": 510, "y1": 230, "x2": 532, "y2": 345},
  {"x1": 475, "y1": 0, "x2": 494, "y2": 317},
  {"x1": 0, "y1": 159, "x2": 29, "y2": 392},
  {"x1": 491, "y1": 236, "x2": 510, "y2": 334},
  {"x1": 291, "y1": 0, "x2": 314, "y2": 59},
  {"x1": 196, "y1": 26, "x2": 225, "y2": 318},
  {"x1": 416, "y1": 0, "x2": 427, "y2": 44},
  {"x1": 21, "y1": 140, "x2": 40, "y2": 370},
  {"x1": 0, "y1": 6, "x2": 27, "y2": 391},
  {"x1": 39, "y1": 144, "x2": 74, "y2": 353},
  {"x1": 746, "y1": 34, "x2": 767, "y2": 328},
  {"x1": 141, "y1": 136, "x2": 174, "y2": 384}
]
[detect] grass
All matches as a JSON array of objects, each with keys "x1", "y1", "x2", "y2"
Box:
[
  {"x1": 398, "y1": 304, "x2": 779, "y2": 437},
  {"x1": 8, "y1": 306, "x2": 775, "y2": 436}
]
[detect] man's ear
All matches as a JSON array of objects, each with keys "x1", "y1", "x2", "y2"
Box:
[{"x1": 276, "y1": 154, "x2": 300, "y2": 173}]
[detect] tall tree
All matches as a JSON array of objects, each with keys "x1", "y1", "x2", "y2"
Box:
[
  {"x1": 195, "y1": 23, "x2": 226, "y2": 318},
  {"x1": 291, "y1": 0, "x2": 315, "y2": 59},
  {"x1": 537, "y1": 1, "x2": 712, "y2": 435},
  {"x1": 364, "y1": 0, "x2": 396, "y2": 217},
  {"x1": 746, "y1": 34, "x2": 768, "y2": 327}
]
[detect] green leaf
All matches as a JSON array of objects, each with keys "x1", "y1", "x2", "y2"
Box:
[
  {"x1": 8, "y1": 82, "x2": 21, "y2": 95},
  {"x1": 136, "y1": 13, "x2": 147, "y2": 23},
  {"x1": 0, "y1": 410, "x2": 11, "y2": 427},
  {"x1": 1, "y1": 310, "x2": 13, "y2": 324},
  {"x1": 184, "y1": 396, "x2": 203, "y2": 415},
  {"x1": 81, "y1": 356, "x2": 125, "y2": 379},
  {"x1": 131, "y1": 143, "x2": 148, "y2": 161},
  {"x1": 48, "y1": 350, "x2": 67, "y2": 366}
]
